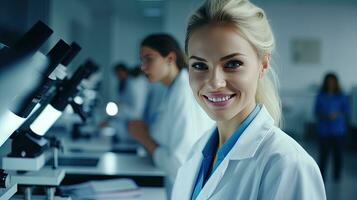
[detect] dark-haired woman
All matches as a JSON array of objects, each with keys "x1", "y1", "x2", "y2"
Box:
[
  {"x1": 127, "y1": 34, "x2": 213, "y2": 193},
  {"x1": 315, "y1": 72, "x2": 349, "y2": 182}
]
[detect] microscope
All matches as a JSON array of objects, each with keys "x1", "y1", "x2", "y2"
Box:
[
  {"x1": 1, "y1": 60, "x2": 98, "y2": 200},
  {"x1": 0, "y1": 20, "x2": 93, "y2": 200},
  {"x1": 0, "y1": 21, "x2": 53, "y2": 200}
]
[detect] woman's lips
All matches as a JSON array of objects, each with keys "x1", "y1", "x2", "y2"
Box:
[{"x1": 202, "y1": 93, "x2": 236, "y2": 107}]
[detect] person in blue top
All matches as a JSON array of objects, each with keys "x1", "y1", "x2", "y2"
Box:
[
  {"x1": 171, "y1": 0, "x2": 326, "y2": 199},
  {"x1": 315, "y1": 72, "x2": 349, "y2": 182}
]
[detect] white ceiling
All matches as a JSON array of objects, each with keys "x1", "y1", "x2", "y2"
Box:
[
  {"x1": 80, "y1": 0, "x2": 357, "y2": 18},
  {"x1": 80, "y1": 0, "x2": 166, "y2": 18}
]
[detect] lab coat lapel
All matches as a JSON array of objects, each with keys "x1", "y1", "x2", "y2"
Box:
[
  {"x1": 174, "y1": 152, "x2": 203, "y2": 200},
  {"x1": 173, "y1": 128, "x2": 216, "y2": 200},
  {"x1": 197, "y1": 158, "x2": 231, "y2": 200},
  {"x1": 197, "y1": 106, "x2": 274, "y2": 200}
]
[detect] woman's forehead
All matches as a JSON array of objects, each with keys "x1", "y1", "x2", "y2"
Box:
[
  {"x1": 140, "y1": 46, "x2": 160, "y2": 56},
  {"x1": 187, "y1": 25, "x2": 255, "y2": 59}
]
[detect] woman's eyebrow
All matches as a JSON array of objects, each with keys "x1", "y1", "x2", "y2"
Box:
[
  {"x1": 143, "y1": 54, "x2": 152, "y2": 58},
  {"x1": 219, "y1": 53, "x2": 244, "y2": 61},
  {"x1": 189, "y1": 55, "x2": 207, "y2": 62},
  {"x1": 189, "y1": 53, "x2": 245, "y2": 62}
]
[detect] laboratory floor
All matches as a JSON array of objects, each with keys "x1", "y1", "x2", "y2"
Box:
[{"x1": 298, "y1": 139, "x2": 357, "y2": 200}]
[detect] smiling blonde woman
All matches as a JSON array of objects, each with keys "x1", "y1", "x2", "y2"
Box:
[{"x1": 171, "y1": 0, "x2": 326, "y2": 199}]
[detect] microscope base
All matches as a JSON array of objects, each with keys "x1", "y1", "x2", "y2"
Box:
[
  {"x1": 9, "y1": 168, "x2": 65, "y2": 186},
  {"x1": 12, "y1": 195, "x2": 71, "y2": 200},
  {"x1": 0, "y1": 183, "x2": 17, "y2": 200},
  {"x1": 1, "y1": 153, "x2": 46, "y2": 171}
]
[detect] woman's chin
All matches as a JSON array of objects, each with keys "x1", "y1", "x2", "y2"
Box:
[{"x1": 206, "y1": 110, "x2": 235, "y2": 122}]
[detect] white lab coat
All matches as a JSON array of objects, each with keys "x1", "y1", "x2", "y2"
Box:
[
  {"x1": 116, "y1": 75, "x2": 149, "y2": 119},
  {"x1": 143, "y1": 82, "x2": 168, "y2": 124},
  {"x1": 150, "y1": 69, "x2": 214, "y2": 186},
  {"x1": 172, "y1": 106, "x2": 326, "y2": 200},
  {"x1": 110, "y1": 75, "x2": 151, "y2": 142}
]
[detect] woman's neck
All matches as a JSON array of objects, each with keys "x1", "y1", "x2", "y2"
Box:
[
  {"x1": 161, "y1": 64, "x2": 180, "y2": 86},
  {"x1": 216, "y1": 102, "x2": 257, "y2": 147}
]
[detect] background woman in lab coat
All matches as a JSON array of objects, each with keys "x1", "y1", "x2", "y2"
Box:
[
  {"x1": 172, "y1": 0, "x2": 326, "y2": 199},
  {"x1": 100, "y1": 63, "x2": 150, "y2": 143},
  {"x1": 127, "y1": 34, "x2": 213, "y2": 193}
]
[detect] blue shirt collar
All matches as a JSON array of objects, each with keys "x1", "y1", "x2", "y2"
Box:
[
  {"x1": 191, "y1": 104, "x2": 263, "y2": 200},
  {"x1": 202, "y1": 104, "x2": 262, "y2": 160}
]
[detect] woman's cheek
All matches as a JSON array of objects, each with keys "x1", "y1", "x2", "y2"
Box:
[{"x1": 189, "y1": 72, "x2": 206, "y2": 92}]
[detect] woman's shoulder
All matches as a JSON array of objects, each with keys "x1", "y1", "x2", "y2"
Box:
[
  {"x1": 254, "y1": 127, "x2": 325, "y2": 199},
  {"x1": 257, "y1": 128, "x2": 324, "y2": 194},
  {"x1": 258, "y1": 127, "x2": 318, "y2": 169}
]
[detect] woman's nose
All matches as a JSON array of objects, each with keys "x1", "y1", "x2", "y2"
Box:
[{"x1": 207, "y1": 67, "x2": 226, "y2": 90}]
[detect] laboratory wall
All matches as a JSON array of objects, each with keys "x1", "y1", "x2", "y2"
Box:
[
  {"x1": 160, "y1": 1, "x2": 357, "y2": 136},
  {"x1": 1, "y1": 0, "x2": 356, "y2": 135}
]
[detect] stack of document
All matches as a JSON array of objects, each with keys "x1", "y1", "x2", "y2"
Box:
[{"x1": 59, "y1": 178, "x2": 142, "y2": 200}]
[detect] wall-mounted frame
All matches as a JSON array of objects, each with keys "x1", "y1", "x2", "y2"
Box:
[{"x1": 291, "y1": 38, "x2": 321, "y2": 64}]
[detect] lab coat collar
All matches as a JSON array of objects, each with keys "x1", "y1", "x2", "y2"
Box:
[
  {"x1": 167, "y1": 69, "x2": 187, "y2": 95},
  {"x1": 228, "y1": 105, "x2": 274, "y2": 160},
  {"x1": 199, "y1": 105, "x2": 273, "y2": 161},
  {"x1": 196, "y1": 106, "x2": 274, "y2": 199},
  {"x1": 173, "y1": 106, "x2": 274, "y2": 200},
  {"x1": 199, "y1": 106, "x2": 274, "y2": 160}
]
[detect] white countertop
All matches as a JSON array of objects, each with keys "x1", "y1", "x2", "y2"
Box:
[{"x1": 50, "y1": 152, "x2": 165, "y2": 177}]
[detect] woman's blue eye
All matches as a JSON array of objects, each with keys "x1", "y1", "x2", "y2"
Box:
[
  {"x1": 191, "y1": 62, "x2": 208, "y2": 70},
  {"x1": 224, "y1": 60, "x2": 243, "y2": 69}
]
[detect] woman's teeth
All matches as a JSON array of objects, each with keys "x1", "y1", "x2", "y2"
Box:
[{"x1": 207, "y1": 95, "x2": 233, "y2": 102}]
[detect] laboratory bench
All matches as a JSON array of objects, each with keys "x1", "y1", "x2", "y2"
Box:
[
  {"x1": 46, "y1": 152, "x2": 165, "y2": 186},
  {"x1": 46, "y1": 151, "x2": 167, "y2": 200}
]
